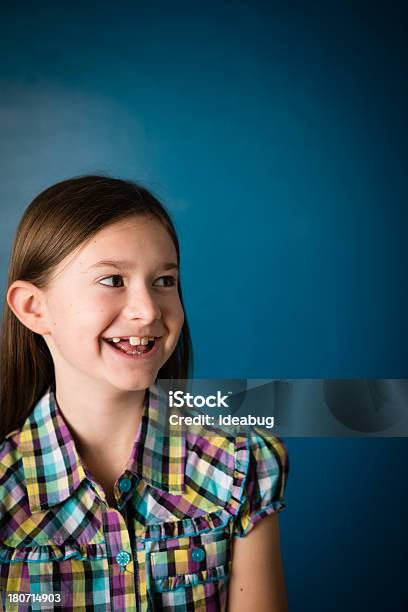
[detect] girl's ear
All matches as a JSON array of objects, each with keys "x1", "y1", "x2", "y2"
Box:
[{"x1": 6, "y1": 280, "x2": 51, "y2": 335}]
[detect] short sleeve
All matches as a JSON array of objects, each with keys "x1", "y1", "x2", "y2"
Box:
[{"x1": 233, "y1": 428, "x2": 289, "y2": 538}]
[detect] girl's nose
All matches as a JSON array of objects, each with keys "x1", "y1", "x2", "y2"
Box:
[{"x1": 123, "y1": 287, "x2": 162, "y2": 321}]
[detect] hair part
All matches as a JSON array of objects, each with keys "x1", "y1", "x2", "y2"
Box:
[{"x1": 0, "y1": 175, "x2": 193, "y2": 441}]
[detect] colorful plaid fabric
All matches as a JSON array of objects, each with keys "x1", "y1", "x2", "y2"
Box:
[{"x1": 0, "y1": 384, "x2": 289, "y2": 611}]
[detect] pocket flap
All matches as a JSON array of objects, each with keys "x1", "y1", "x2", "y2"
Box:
[
  {"x1": 150, "y1": 531, "x2": 230, "y2": 579},
  {"x1": 149, "y1": 522, "x2": 232, "y2": 594}
]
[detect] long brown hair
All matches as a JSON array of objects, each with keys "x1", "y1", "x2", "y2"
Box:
[{"x1": 0, "y1": 175, "x2": 193, "y2": 441}]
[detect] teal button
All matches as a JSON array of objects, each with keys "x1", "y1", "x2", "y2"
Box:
[
  {"x1": 118, "y1": 477, "x2": 132, "y2": 493},
  {"x1": 115, "y1": 550, "x2": 131, "y2": 567},
  {"x1": 191, "y1": 547, "x2": 205, "y2": 563}
]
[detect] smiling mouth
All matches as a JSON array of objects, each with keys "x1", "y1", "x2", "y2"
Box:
[{"x1": 103, "y1": 337, "x2": 157, "y2": 356}]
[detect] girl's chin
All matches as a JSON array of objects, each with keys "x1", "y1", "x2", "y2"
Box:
[{"x1": 107, "y1": 372, "x2": 158, "y2": 392}]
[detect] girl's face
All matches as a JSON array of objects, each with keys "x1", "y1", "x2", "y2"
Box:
[{"x1": 40, "y1": 215, "x2": 184, "y2": 393}]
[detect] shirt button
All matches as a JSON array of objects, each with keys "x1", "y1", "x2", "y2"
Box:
[
  {"x1": 191, "y1": 547, "x2": 205, "y2": 563},
  {"x1": 115, "y1": 550, "x2": 131, "y2": 569},
  {"x1": 118, "y1": 477, "x2": 132, "y2": 493}
]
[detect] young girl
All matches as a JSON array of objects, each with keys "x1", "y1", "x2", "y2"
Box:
[{"x1": 0, "y1": 175, "x2": 289, "y2": 611}]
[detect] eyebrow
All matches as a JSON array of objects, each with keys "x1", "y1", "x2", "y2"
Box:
[{"x1": 84, "y1": 259, "x2": 179, "y2": 272}]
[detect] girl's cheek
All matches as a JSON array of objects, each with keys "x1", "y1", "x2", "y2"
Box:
[
  {"x1": 161, "y1": 295, "x2": 183, "y2": 317},
  {"x1": 169, "y1": 299, "x2": 184, "y2": 326},
  {"x1": 178, "y1": 307, "x2": 185, "y2": 329},
  {"x1": 85, "y1": 295, "x2": 113, "y2": 317}
]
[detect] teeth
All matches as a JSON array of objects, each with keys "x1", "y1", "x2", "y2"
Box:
[{"x1": 109, "y1": 335, "x2": 155, "y2": 345}]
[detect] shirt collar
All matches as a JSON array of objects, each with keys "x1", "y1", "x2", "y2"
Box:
[{"x1": 19, "y1": 383, "x2": 186, "y2": 513}]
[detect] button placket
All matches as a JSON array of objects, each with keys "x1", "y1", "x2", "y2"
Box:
[{"x1": 101, "y1": 506, "x2": 137, "y2": 611}]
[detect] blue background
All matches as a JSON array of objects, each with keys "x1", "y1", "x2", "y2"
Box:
[{"x1": 0, "y1": 1, "x2": 407, "y2": 609}]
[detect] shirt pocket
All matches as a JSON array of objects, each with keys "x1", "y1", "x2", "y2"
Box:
[
  {"x1": 148, "y1": 525, "x2": 232, "y2": 610},
  {"x1": 0, "y1": 542, "x2": 109, "y2": 611}
]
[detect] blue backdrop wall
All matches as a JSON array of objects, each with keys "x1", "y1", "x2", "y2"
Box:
[{"x1": 0, "y1": 1, "x2": 407, "y2": 610}]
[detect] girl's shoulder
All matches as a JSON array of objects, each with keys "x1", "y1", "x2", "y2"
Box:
[
  {"x1": 185, "y1": 423, "x2": 289, "y2": 481},
  {"x1": 232, "y1": 428, "x2": 289, "y2": 537},
  {"x1": 184, "y1": 425, "x2": 289, "y2": 536}
]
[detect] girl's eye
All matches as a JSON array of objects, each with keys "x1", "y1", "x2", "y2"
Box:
[
  {"x1": 98, "y1": 275, "x2": 177, "y2": 288},
  {"x1": 99, "y1": 275, "x2": 124, "y2": 287},
  {"x1": 154, "y1": 276, "x2": 177, "y2": 287}
]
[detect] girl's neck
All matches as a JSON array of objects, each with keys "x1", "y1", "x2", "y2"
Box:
[{"x1": 53, "y1": 378, "x2": 146, "y2": 458}]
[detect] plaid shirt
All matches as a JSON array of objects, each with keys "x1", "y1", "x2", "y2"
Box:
[{"x1": 0, "y1": 384, "x2": 289, "y2": 611}]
